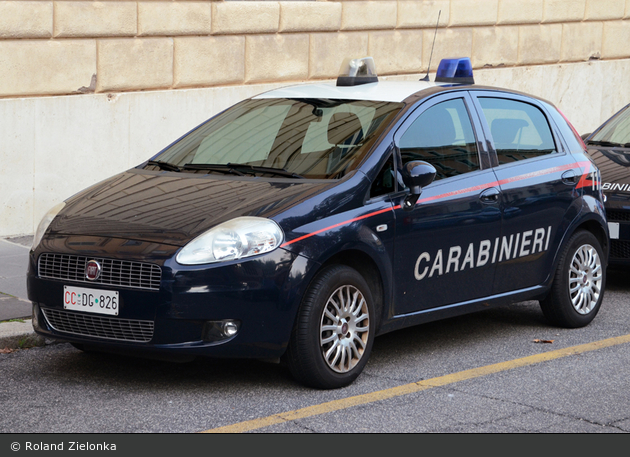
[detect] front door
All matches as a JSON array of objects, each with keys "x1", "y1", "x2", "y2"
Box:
[{"x1": 391, "y1": 93, "x2": 502, "y2": 316}]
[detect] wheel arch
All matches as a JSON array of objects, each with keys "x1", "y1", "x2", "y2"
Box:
[
  {"x1": 575, "y1": 218, "x2": 609, "y2": 263},
  {"x1": 539, "y1": 212, "x2": 608, "y2": 301}
]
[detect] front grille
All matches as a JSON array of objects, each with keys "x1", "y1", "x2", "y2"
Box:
[
  {"x1": 606, "y1": 210, "x2": 630, "y2": 222},
  {"x1": 42, "y1": 308, "x2": 154, "y2": 343},
  {"x1": 38, "y1": 254, "x2": 161, "y2": 291},
  {"x1": 610, "y1": 240, "x2": 630, "y2": 259}
]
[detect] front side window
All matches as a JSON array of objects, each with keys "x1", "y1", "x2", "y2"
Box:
[
  {"x1": 399, "y1": 98, "x2": 479, "y2": 180},
  {"x1": 478, "y1": 97, "x2": 556, "y2": 164},
  {"x1": 147, "y1": 98, "x2": 403, "y2": 180},
  {"x1": 370, "y1": 153, "x2": 396, "y2": 198}
]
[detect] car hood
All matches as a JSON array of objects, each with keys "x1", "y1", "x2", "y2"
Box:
[{"x1": 49, "y1": 169, "x2": 333, "y2": 246}]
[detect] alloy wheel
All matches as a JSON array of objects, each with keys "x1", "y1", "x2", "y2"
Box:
[{"x1": 319, "y1": 285, "x2": 370, "y2": 373}]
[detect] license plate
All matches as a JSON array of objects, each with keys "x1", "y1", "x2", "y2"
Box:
[
  {"x1": 63, "y1": 286, "x2": 119, "y2": 316},
  {"x1": 608, "y1": 222, "x2": 620, "y2": 240}
]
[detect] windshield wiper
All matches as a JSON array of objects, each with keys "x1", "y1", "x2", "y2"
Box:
[
  {"x1": 182, "y1": 163, "x2": 247, "y2": 176},
  {"x1": 230, "y1": 164, "x2": 305, "y2": 179},
  {"x1": 146, "y1": 160, "x2": 181, "y2": 172},
  {"x1": 183, "y1": 163, "x2": 304, "y2": 179},
  {"x1": 586, "y1": 140, "x2": 630, "y2": 148}
]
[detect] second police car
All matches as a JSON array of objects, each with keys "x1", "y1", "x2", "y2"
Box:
[
  {"x1": 28, "y1": 58, "x2": 608, "y2": 389},
  {"x1": 584, "y1": 102, "x2": 630, "y2": 266}
]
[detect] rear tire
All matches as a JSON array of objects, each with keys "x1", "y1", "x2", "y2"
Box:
[
  {"x1": 540, "y1": 230, "x2": 605, "y2": 328},
  {"x1": 285, "y1": 265, "x2": 375, "y2": 389}
]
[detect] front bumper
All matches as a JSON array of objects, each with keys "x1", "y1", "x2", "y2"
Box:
[{"x1": 27, "y1": 235, "x2": 313, "y2": 359}]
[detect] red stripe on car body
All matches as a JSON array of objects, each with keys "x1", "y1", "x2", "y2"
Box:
[{"x1": 281, "y1": 161, "x2": 595, "y2": 247}]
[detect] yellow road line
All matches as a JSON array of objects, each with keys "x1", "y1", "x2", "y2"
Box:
[{"x1": 201, "y1": 333, "x2": 630, "y2": 433}]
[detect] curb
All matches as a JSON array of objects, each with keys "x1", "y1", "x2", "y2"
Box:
[
  {"x1": 0, "y1": 319, "x2": 48, "y2": 351},
  {"x1": 0, "y1": 294, "x2": 33, "y2": 321}
]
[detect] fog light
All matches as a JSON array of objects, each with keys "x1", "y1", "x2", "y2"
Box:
[
  {"x1": 202, "y1": 319, "x2": 241, "y2": 342},
  {"x1": 223, "y1": 321, "x2": 239, "y2": 337}
]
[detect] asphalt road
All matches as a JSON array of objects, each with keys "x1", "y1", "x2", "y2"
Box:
[{"x1": 1, "y1": 268, "x2": 630, "y2": 435}]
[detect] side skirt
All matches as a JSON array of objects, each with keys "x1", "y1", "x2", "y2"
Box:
[{"x1": 376, "y1": 285, "x2": 548, "y2": 336}]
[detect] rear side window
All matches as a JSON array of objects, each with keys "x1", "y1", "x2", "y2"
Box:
[
  {"x1": 478, "y1": 97, "x2": 556, "y2": 164},
  {"x1": 399, "y1": 98, "x2": 479, "y2": 180}
]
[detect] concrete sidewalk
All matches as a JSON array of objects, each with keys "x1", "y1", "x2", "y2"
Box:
[{"x1": 0, "y1": 236, "x2": 45, "y2": 350}]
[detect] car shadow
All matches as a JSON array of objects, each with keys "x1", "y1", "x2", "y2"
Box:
[
  {"x1": 30, "y1": 342, "x2": 296, "y2": 391},
  {"x1": 605, "y1": 266, "x2": 630, "y2": 292}
]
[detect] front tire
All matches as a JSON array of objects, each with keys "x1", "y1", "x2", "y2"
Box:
[
  {"x1": 285, "y1": 265, "x2": 375, "y2": 389},
  {"x1": 540, "y1": 230, "x2": 605, "y2": 328}
]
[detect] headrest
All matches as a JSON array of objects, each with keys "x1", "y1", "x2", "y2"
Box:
[
  {"x1": 403, "y1": 107, "x2": 456, "y2": 148},
  {"x1": 491, "y1": 118, "x2": 529, "y2": 145}
]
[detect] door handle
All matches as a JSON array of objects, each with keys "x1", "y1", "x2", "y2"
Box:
[{"x1": 480, "y1": 187, "x2": 500, "y2": 203}]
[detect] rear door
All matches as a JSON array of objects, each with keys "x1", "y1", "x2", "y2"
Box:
[{"x1": 469, "y1": 92, "x2": 581, "y2": 294}]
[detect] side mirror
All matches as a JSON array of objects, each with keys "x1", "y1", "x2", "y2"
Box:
[{"x1": 401, "y1": 161, "x2": 436, "y2": 210}]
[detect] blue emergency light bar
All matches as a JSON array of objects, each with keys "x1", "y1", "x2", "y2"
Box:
[{"x1": 434, "y1": 57, "x2": 474, "y2": 85}]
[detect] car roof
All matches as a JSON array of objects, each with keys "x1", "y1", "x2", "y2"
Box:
[
  {"x1": 253, "y1": 80, "x2": 449, "y2": 103},
  {"x1": 252, "y1": 80, "x2": 549, "y2": 107}
]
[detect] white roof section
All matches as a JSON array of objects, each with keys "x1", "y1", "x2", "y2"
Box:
[{"x1": 253, "y1": 80, "x2": 443, "y2": 103}]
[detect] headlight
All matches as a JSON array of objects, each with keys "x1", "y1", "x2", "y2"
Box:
[
  {"x1": 176, "y1": 217, "x2": 284, "y2": 265},
  {"x1": 32, "y1": 201, "x2": 66, "y2": 250}
]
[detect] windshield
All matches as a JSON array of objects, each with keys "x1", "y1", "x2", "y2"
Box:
[
  {"x1": 589, "y1": 105, "x2": 630, "y2": 146},
  {"x1": 146, "y1": 98, "x2": 403, "y2": 179}
]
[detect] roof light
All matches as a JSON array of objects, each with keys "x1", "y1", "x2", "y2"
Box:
[
  {"x1": 435, "y1": 57, "x2": 474, "y2": 85},
  {"x1": 336, "y1": 57, "x2": 378, "y2": 87}
]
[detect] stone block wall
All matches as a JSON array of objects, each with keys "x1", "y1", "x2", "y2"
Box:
[
  {"x1": 1, "y1": 0, "x2": 630, "y2": 237},
  {"x1": 0, "y1": 0, "x2": 629, "y2": 98}
]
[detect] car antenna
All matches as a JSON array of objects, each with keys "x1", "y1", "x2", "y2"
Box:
[{"x1": 421, "y1": 10, "x2": 441, "y2": 82}]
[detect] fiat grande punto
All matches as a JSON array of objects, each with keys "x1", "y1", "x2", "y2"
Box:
[{"x1": 28, "y1": 58, "x2": 609, "y2": 388}]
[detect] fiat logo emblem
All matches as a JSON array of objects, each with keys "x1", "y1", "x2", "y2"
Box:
[{"x1": 85, "y1": 260, "x2": 101, "y2": 281}]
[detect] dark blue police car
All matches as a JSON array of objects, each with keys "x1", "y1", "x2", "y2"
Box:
[
  {"x1": 584, "y1": 102, "x2": 630, "y2": 266},
  {"x1": 28, "y1": 58, "x2": 608, "y2": 389}
]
